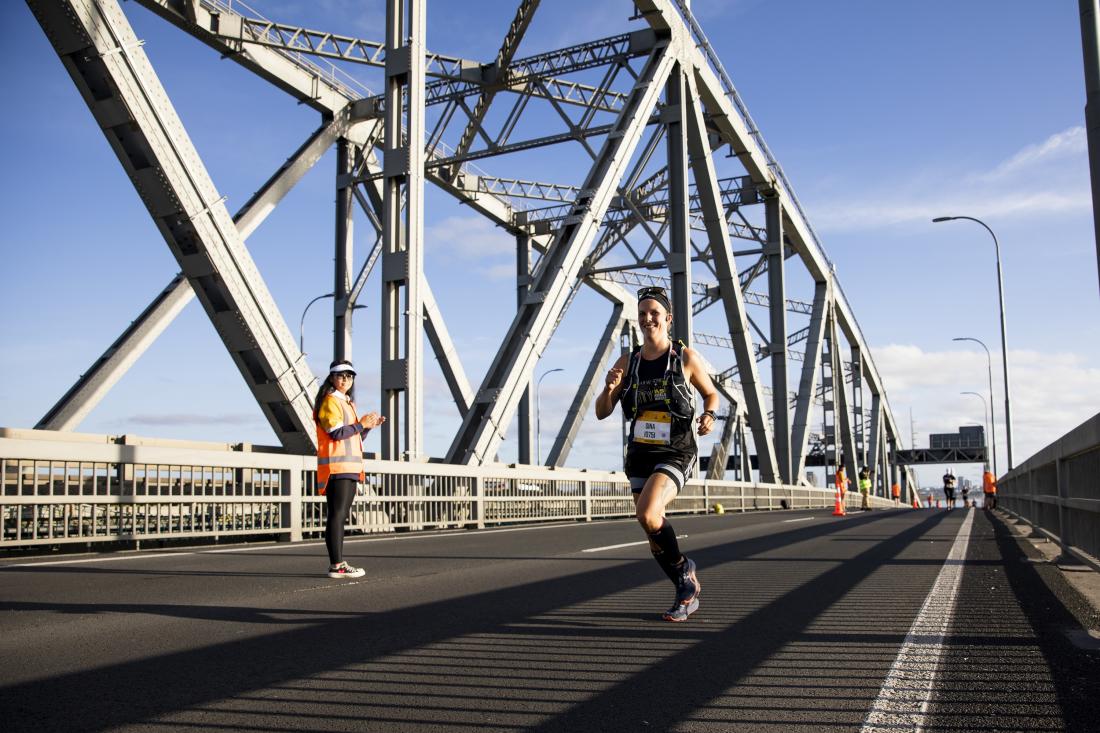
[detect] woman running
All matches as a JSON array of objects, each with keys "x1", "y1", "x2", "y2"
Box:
[
  {"x1": 313, "y1": 359, "x2": 385, "y2": 578},
  {"x1": 594, "y1": 286, "x2": 720, "y2": 622}
]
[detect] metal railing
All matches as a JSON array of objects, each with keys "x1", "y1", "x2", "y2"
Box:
[
  {"x1": 997, "y1": 411, "x2": 1100, "y2": 570},
  {"x1": 0, "y1": 428, "x2": 897, "y2": 548}
]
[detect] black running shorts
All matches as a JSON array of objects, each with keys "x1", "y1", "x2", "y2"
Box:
[{"x1": 626, "y1": 450, "x2": 696, "y2": 494}]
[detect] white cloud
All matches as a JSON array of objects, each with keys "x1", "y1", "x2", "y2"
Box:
[
  {"x1": 873, "y1": 343, "x2": 1100, "y2": 483},
  {"x1": 813, "y1": 126, "x2": 1091, "y2": 231},
  {"x1": 979, "y1": 126, "x2": 1087, "y2": 182},
  {"x1": 427, "y1": 215, "x2": 514, "y2": 259}
]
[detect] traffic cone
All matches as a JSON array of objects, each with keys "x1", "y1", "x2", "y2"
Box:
[
  {"x1": 832, "y1": 486, "x2": 846, "y2": 516},
  {"x1": 912, "y1": 496, "x2": 920, "y2": 509}
]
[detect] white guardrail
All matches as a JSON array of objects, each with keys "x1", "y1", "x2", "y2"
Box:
[
  {"x1": 0, "y1": 428, "x2": 897, "y2": 548},
  {"x1": 997, "y1": 411, "x2": 1100, "y2": 570}
]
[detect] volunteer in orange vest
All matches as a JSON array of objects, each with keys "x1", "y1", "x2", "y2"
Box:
[
  {"x1": 891, "y1": 481, "x2": 901, "y2": 506},
  {"x1": 314, "y1": 359, "x2": 385, "y2": 579},
  {"x1": 836, "y1": 465, "x2": 849, "y2": 499},
  {"x1": 982, "y1": 466, "x2": 997, "y2": 510}
]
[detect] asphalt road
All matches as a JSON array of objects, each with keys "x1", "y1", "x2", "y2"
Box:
[{"x1": 1, "y1": 508, "x2": 1097, "y2": 732}]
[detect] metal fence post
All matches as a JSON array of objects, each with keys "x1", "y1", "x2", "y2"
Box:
[
  {"x1": 1054, "y1": 457, "x2": 1081, "y2": 565},
  {"x1": 282, "y1": 468, "x2": 303, "y2": 543},
  {"x1": 474, "y1": 474, "x2": 485, "y2": 530},
  {"x1": 584, "y1": 479, "x2": 592, "y2": 522}
]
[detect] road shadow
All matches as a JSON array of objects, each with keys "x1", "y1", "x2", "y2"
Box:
[{"x1": 2, "y1": 510, "x2": 946, "y2": 732}]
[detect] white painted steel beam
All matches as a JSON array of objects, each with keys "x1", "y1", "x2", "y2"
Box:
[
  {"x1": 547, "y1": 307, "x2": 625, "y2": 467},
  {"x1": 450, "y1": 0, "x2": 540, "y2": 171},
  {"x1": 635, "y1": 0, "x2": 901, "y2": 444},
  {"x1": 423, "y1": 280, "x2": 473, "y2": 417},
  {"x1": 665, "y1": 64, "x2": 693, "y2": 346},
  {"x1": 334, "y1": 139, "x2": 357, "y2": 362},
  {"x1": 37, "y1": 115, "x2": 350, "y2": 431},
  {"x1": 447, "y1": 43, "x2": 676, "y2": 464},
  {"x1": 830, "y1": 312, "x2": 859, "y2": 482},
  {"x1": 790, "y1": 282, "x2": 829, "y2": 484},
  {"x1": 866, "y1": 393, "x2": 883, "y2": 481},
  {"x1": 29, "y1": 0, "x2": 319, "y2": 452},
  {"x1": 380, "y1": 0, "x2": 426, "y2": 461},
  {"x1": 683, "y1": 74, "x2": 778, "y2": 482},
  {"x1": 765, "y1": 193, "x2": 791, "y2": 483}
]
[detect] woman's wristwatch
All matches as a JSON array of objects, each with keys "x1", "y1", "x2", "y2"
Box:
[{"x1": 702, "y1": 409, "x2": 717, "y2": 421}]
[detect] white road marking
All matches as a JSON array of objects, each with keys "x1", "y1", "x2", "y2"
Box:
[
  {"x1": 1, "y1": 518, "x2": 639, "y2": 568},
  {"x1": 783, "y1": 516, "x2": 815, "y2": 523},
  {"x1": 861, "y1": 509, "x2": 975, "y2": 733},
  {"x1": 582, "y1": 535, "x2": 688, "y2": 553},
  {"x1": 1, "y1": 552, "x2": 182, "y2": 568}
]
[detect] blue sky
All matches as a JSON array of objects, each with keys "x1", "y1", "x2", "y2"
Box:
[{"x1": 1, "y1": 1, "x2": 1097, "y2": 490}]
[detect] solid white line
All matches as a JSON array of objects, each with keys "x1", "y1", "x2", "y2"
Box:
[
  {"x1": 783, "y1": 516, "x2": 815, "y2": 523},
  {"x1": 2, "y1": 518, "x2": 640, "y2": 568},
  {"x1": 582, "y1": 534, "x2": 688, "y2": 553},
  {"x1": 582, "y1": 540, "x2": 649, "y2": 553},
  {"x1": 860, "y1": 509, "x2": 975, "y2": 733},
  {"x1": 2, "y1": 552, "x2": 182, "y2": 568}
]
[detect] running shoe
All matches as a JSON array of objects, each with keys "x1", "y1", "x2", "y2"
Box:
[
  {"x1": 663, "y1": 597, "x2": 700, "y2": 622},
  {"x1": 674, "y1": 557, "x2": 700, "y2": 605},
  {"x1": 327, "y1": 562, "x2": 365, "y2": 579}
]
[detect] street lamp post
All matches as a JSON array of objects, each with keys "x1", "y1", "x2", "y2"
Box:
[
  {"x1": 536, "y1": 368, "x2": 564, "y2": 465},
  {"x1": 953, "y1": 337, "x2": 998, "y2": 475},
  {"x1": 299, "y1": 293, "x2": 334, "y2": 353},
  {"x1": 933, "y1": 216, "x2": 1014, "y2": 469},
  {"x1": 960, "y1": 391, "x2": 991, "y2": 467}
]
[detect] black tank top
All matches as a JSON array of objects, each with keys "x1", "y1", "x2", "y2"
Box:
[{"x1": 620, "y1": 344, "x2": 696, "y2": 459}]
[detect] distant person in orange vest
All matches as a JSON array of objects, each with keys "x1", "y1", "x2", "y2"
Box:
[
  {"x1": 982, "y1": 467, "x2": 997, "y2": 510},
  {"x1": 313, "y1": 360, "x2": 385, "y2": 579},
  {"x1": 836, "y1": 465, "x2": 849, "y2": 500},
  {"x1": 891, "y1": 482, "x2": 901, "y2": 506}
]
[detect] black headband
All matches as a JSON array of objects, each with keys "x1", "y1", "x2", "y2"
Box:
[{"x1": 637, "y1": 287, "x2": 672, "y2": 313}]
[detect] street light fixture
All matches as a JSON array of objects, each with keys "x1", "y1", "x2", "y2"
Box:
[
  {"x1": 536, "y1": 368, "x2": 564, "y2": 466},
  {"x1": 953, "y1": 337, "x2": 998, "y2": 475},
  {"x1": 960, "y1": 391, "x2": 991, "y2": 468},
  {"x1": 933, "y1": 216, "x2": 1014, "y2": 469},
  {"x1": 299, "y1": 293, "x2": 334, "y2": 353}
]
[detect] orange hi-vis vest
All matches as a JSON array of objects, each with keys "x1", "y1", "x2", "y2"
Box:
[
  {"x1": 983, "y1": 471, "x2": 997, "y2": 494},
  {"x1": 891, "y1": 483, "x2": 901, "y2": 498},
  {"x1": 316, "y1": 393, "x2": 365, "y2": 493},
  {"x1": 835, "y1": 468, "x2": 847, "y2": 494}
]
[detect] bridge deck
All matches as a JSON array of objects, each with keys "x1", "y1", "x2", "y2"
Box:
[{"x1": 2, "y1": 509, "x2": 1097, "y2": 732}]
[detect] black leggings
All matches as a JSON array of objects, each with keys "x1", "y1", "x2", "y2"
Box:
[{"x1": 325, "y1": 478, "x2": 357, "y2": 565}]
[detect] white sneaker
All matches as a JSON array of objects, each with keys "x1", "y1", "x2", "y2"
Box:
[{"x1": 327, "y1": 562, "x2": 365, "y2": 579}]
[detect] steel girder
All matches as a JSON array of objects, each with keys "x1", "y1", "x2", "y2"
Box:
[
  {"x1": 636, "y1": 0, "x2": 902, "y2": 450},
  {"x1": 35, "y1": 0, "x2": 908, "y2": 481},
  {"x1": 546, "y1": 306, "x2": 626, "y2": 467},
  {"x1": 449, "y1": 0, "x2": 541, "y2": 172},
  {"x1": 684, "y1": 74, "x2": 778, "y2": 482},
  {"x1": 29, "y1": 0, "x2": 320, "y2": 452},
  {"x1": 666, "y1": 63, "x2": 693, "y2": 346},
  {"x1": 765, "y1": 193, "x2": 790, "y2": 483},
  {"x1": 790, "y1": 282, "x2": 830, "y2": 483},
  {"x1": 446, "y1": 43, "x2": 677, "y2": 464},
  {"x1": 380, "y1": 0, "x2": 427, "y2": 461}
]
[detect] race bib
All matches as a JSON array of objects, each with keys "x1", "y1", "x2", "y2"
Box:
[{"x1": 633, "y1": 410, "x2": 672, "y2": 445}]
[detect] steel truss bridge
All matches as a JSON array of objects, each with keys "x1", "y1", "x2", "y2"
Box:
[{"x1": 25, "y1": 0, "x2": 919, "y2": 497}]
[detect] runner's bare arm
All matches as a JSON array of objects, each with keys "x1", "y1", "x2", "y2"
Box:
[
  {"x1": 683, "y1": 348, "x2": 720, "y2": 436},
  {"x1": 595, "y1": 353, "x2": 629, "y2": 420}
]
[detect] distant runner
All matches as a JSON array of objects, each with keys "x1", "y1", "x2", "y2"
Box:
[{"x1": 942, "y1": 469, "x2": 957, "y2": 509}]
